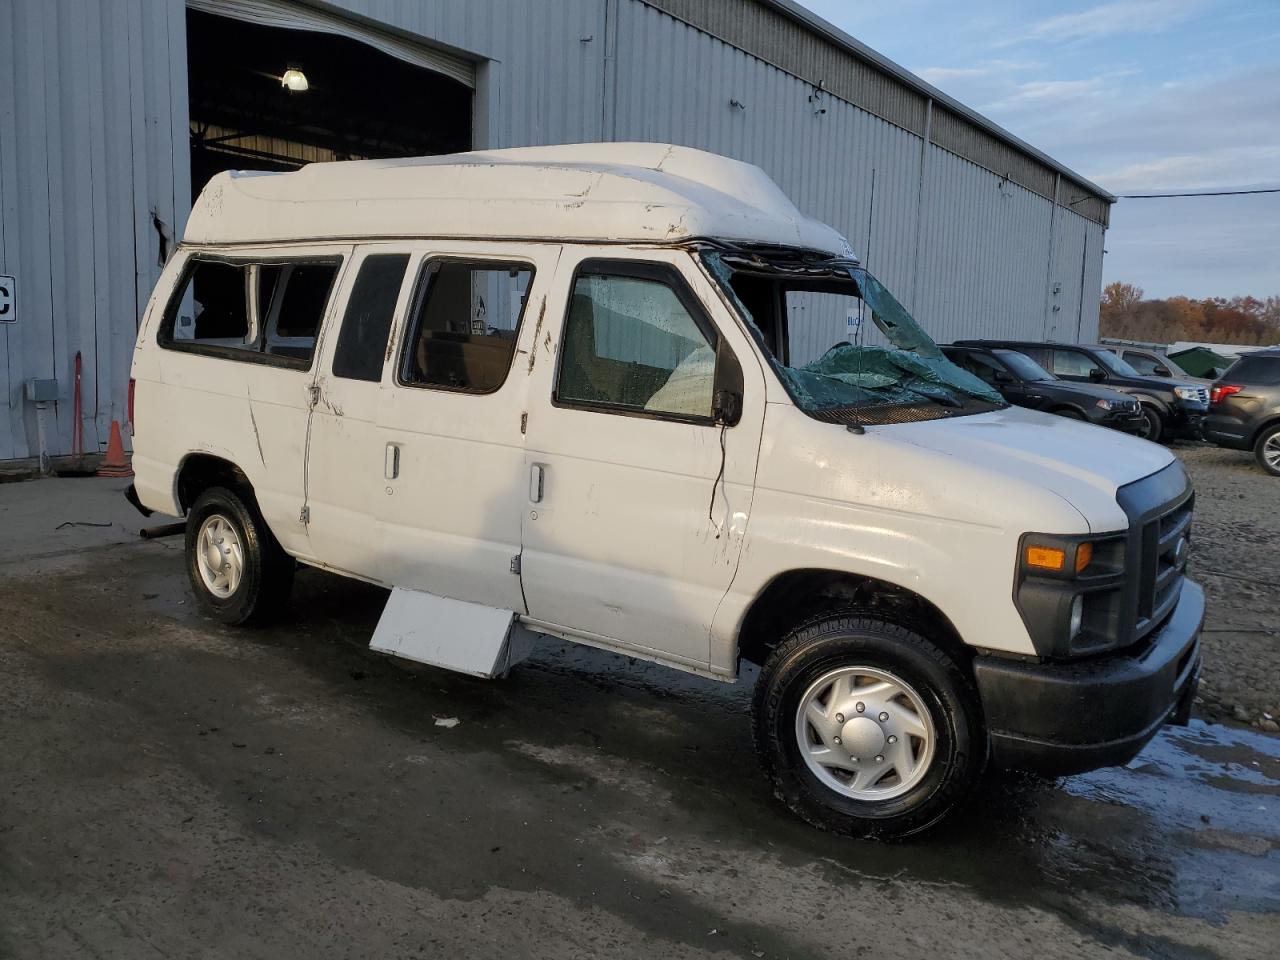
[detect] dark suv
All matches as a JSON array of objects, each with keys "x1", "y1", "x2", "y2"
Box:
[
  {"x1": 943, "y1": 344, "x2": 1144, "y2": 432},
  {"x1": 956, "y1": 340, "x2": 1209, "y2": 443},
  {"x1": 1204, "y1": 349, "x2": 1280, "y2": 476}
]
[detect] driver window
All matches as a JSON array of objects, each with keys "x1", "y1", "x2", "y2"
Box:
[
  {"x1": 1125, "y1": 352, "x2": 1160, "y2": 376},
  {"x1": 1051, "y1": 349, "x2": 1097, "y2": 377},
  {"x1": 962, "y1": 352, "x2": 1008, "y2": 386},
  {"x1": 556, "y1": 267, "x2": 717, "y2": 420}
]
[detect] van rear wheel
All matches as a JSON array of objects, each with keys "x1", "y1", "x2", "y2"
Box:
[
  {"x1": 185, "y1": 486, "x2": 294, "y2": 625},
  {"x1": 752, "y1": 615, "x2": 984, "y2": 839}
]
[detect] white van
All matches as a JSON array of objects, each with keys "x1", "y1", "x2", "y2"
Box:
[{"x1": 128, "y1": 144, "x2": 1203, "y2": 838}]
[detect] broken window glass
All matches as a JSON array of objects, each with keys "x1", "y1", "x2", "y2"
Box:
[{"x1": 703, "y1": 249, "x2": 1003, "y2": 417}]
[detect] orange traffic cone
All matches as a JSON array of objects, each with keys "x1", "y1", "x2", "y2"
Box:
[{"x1": 97, "y1": 420, "x2": 133, "y2": 478}]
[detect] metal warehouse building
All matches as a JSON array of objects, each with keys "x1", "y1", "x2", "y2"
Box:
[{"x1": 0, "y1": 0, "x2": 1113, "y2": 464}]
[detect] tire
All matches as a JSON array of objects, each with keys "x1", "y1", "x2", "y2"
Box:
[
  {"x1": 185, "y1": 485, "x2": 295, "y2": 625},
  {"x1": 1137, "y1": 406, "x2": 1164, "y2": 443},
  {"x1": 1255, "y1": 423, "x2": 1280, "y2": 477},
  {"x1": 752, "y1": 614, "x2": 985, "y2": 840}
]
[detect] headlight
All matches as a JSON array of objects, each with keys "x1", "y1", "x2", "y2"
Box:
[
  {"x1": 1095, "y1": 398, "x2": 1116, "y2": 410},
  {"x1": 1173, "y1": 386, "x2": 1198, "y2": 400},
  {"x1": 1015, "y1": 533, "x2": 1126, "y2": 658}
]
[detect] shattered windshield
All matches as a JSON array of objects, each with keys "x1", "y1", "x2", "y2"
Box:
[{"x1": 702, "y1": 249, "x2": 1004, "y2": 415}]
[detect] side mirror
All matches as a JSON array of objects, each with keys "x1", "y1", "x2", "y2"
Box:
[
  {"x1": 1154, "y1": 365, "x2": 1171, "y2": 377},
  {"x1": 1089, "y1": 368, "x2": 1107, "y2": 382},
  {"x1": 713, "y1": 339, "x2": 744, "y2": 426},
  {"x1": 713, "y1": 389, "x2": 742, "y2": 426},
  {"x1": 993, "y1": 370, "x2": 1013, "y2": 384}
]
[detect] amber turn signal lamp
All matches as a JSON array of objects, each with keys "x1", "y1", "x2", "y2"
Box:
[
  {"x1": 1075, "y1": 542, "x2": 1093, "y2": 574},
  {"x1": 1025, "y1": 545, "x2": 1066, "y2": 571}
]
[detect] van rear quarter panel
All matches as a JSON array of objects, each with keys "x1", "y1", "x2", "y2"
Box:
[{"x1": 130, "y1": 246, "x2": 341, "y2": 558}]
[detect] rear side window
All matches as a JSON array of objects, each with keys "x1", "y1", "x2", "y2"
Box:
[
  {"x1": 260, "y1": 263, "x2": 340, "y2": 361},
  {"x1": 169, "y1": 261, "x2": 250, "y2": 344},
  {"x1": 333, "y1": 254, "x2": 410, "y2": 382},
  {"x1": 161, "y1": 255, "x2": 341, "y2": 368},
  {"x1": 1225, "y1": 356, "x2": 1280, "y2": 385},
  {"x1": 401, "y1": 260, "x2": 534, "y2": 393}
]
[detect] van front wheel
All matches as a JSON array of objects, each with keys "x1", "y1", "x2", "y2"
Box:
[
  {"x1": 752, "y1": 615, "x2": 984, "y2": 839},
  {"x1": 185, "y1": 486, "x2": 294, "y2": 625}
]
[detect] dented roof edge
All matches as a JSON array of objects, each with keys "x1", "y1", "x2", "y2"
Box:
[{"x1": 740, "y1": 0, "x2": 1116, "y2": 207}]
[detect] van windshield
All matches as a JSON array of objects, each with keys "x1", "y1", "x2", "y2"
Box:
[{"x1": 702, "y1": 249, "x2": 1004, "y2": 416}]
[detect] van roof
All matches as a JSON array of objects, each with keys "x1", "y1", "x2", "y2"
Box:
[{"x1": 183, "y1": 142, "x2": 852, "y2": 256}]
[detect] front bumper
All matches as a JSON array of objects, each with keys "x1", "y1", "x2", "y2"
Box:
[
  {"x1": 1167, "y1": 406, "x2": 1207, "y2": 440},
  {"x1": 975, "y1": 579, "x2": 1204, "y2": 776},
  {"x1": 1097, "y1": 410, "x2": 1145, "y2": 434}
]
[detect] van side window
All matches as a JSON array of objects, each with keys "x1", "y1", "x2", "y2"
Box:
[
  {"x1": 259, "y1": 263, "x2": 339, "y2": 362},
  {"x1": 402, "y1": 260, "x2": 534, "y2": 393},
  {"x1": 333, "y1": 254, "x2": 410, "y2": 382},
  {"x1": 168, "y1": 261, "x2": 251, "y2": 345},
  {"x1": 556, "y1": 267, "x2": 717, "y2": 420},
  {"x1": 161, "y1": 256, "x2": 341, "y2": 369}
]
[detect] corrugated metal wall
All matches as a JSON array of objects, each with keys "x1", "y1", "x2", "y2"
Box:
[
  {"x1": 0, "y1": 0, "x2": 1105, "y2": 461},
  {"x1": 0, "y1": 0, "x2": 189, "y2": 462}
]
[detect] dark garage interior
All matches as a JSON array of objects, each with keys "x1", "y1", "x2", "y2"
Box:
[{"x1": 186, "y1": 8, "x2": 473, "y2": 200}]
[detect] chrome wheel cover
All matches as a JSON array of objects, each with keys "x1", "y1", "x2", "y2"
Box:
[
  {"x1": 195, "y1": 514, "x2": 245, "y2": 599},
  {"x1": 795, "y1": 665, "x2": 937, "y2": 801}
]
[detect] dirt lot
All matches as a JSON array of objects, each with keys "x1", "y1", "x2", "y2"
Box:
[
  {"x1": 1174, "y1": 444, "x2": 1280, "y2": 729},
  {"x1": 0, "y1": 454, "x2": 1277, "y2": 960}
]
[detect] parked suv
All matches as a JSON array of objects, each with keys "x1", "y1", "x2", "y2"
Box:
[
  {"x1": 1112, "y1": 347, "x2": 1208, "y2": 383},
  {"x1": 128, "y1": 144, "x2": 1203, "y2": 839},
  {"x1": 956, "y1": 340, "x2": 1209, "y2": 443},
  {"x1": 943, "y1": 344, "x2": 1143, "y2": 433},
  {"x1": 1204, "y1": 349, "x2": 1280, "y2": 475}
]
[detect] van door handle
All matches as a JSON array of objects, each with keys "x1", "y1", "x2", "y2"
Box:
[
  {"x1": 529, "y1": 463, "x2": 544, "y2": 503},
  {"x1": 385, "y1": 443, "x2": 400, "y2": 480}
]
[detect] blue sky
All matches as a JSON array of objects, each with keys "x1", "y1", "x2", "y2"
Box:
[{"x1": 795, "y1": 0, "x2": 1280, "y2": 300}]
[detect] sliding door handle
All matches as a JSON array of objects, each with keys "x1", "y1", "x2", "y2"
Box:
[
  {"x1": 529, "y1": 463, "x2": 544, "y2": 503},
  {"x1": 385, "y1": 443, "x2": 401, "y2": 480}
]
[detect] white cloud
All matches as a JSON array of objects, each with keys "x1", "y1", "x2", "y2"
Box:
[
  {"x1": 1017, "y1": 0, "x2": 1207, "y2": 43},
  {"x1": 1094, "y1": 147, "x2": 1280, "y2": 192},
  {"x1": 916, "y1": 58, "x2": 1039, "y2": 85}
]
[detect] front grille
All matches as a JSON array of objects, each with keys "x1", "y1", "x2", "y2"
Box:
[
  {"x1": 1118, "y1": 466, "x2": 1194, "y2": 645},
  {"x1": 1184, "y1": 386, "x2": 1210, "y2": 405}
]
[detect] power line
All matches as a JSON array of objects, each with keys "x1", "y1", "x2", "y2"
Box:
[{"x1": 1116, "y1": 187, "x2": 1280, "y2": 199}]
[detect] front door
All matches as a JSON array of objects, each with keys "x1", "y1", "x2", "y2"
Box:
[
  {"x1": 375, "y1": 242, "x2": 558, "y2": 612},
  {"x1": 519, "y1": 249, "x2": 764, "y2": 669}
]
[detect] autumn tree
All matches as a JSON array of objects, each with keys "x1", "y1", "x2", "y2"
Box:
[{"x1": 1098, "y1": 284, "x2": 1280, "y2": 346}]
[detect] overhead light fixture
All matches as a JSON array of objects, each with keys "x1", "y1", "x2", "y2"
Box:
[{"x1": 281, "y1": 67, "x2": 309, "y2": 92}]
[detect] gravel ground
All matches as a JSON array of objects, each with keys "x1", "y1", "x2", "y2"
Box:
[{"x1": 1174, "y1": 443, "x2": 1280, "y2": 731}]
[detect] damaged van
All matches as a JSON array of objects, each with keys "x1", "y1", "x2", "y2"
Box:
[{"x1": 128, "y1": 144, "x2": 1203, "y2": 838}]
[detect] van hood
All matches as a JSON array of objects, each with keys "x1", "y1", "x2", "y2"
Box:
[{"x1": 884, "y1": 404, "x2": 1174, "y2": 523}]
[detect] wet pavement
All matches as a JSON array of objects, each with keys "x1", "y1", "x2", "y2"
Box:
[{"x1": 0, "y1": 480, "x2": 1277, "y2": 958}]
